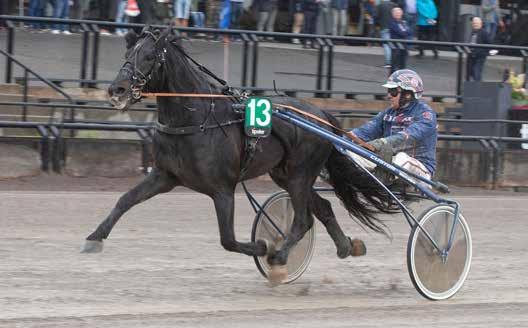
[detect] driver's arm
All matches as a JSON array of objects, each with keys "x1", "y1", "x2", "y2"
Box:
[
  {"x1": 350, "y1": 112, "x2": 385, "y2": 142},
  {"x1": 368, "y1": 109, "x2": 437, "y2": 153}
]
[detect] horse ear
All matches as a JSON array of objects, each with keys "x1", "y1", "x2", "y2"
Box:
[
  {"x1": 162, "y1": 25, "x2": 180, "y2": 43},
  {"x1": 125, "y1": 30, "x2": 138, "y2": 49}
]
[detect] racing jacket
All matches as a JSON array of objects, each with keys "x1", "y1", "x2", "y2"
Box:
[{"x1": 351, "y1": 100, "x2": 437, "y2": 175}]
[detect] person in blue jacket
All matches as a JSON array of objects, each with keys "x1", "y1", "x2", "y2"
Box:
[
  {"x1": 347, "y1": 69, "x2": 437, "y2": 182},
  {"x1": 416, "y1": 0, "x2": 439, "y2": 59},
  {"x1": 388, "y1": 7, "x2": 412, "y2": 73}
]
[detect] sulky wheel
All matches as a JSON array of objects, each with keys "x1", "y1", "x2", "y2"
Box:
[
  {"x1": 251, "y1": 190, "x2": 316, "y2": 284},
  {"x1": 407, "y1": 204, "x2": 472, "y2": 300}
]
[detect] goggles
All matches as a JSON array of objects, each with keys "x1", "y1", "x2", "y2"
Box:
[{"x1": 387, "y1": 88, "x2": 400, "y2": 97}]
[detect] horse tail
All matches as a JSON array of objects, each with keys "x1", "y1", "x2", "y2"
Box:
[
  {"x1": 326, "y1": 148, "x2": 396, "y2": 237},
  {"x1": 321, "y1": 111, "x2": 396, "y2": 237}
]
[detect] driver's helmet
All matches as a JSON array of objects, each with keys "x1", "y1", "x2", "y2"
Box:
[{"x1": 382, "y1": 69, "x2": 424, "y2": 99}]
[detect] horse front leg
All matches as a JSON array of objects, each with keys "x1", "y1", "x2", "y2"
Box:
[
  {"x1": 212, "y1": 192, "x2": 268, "y2": 257},
  {"x1": 266, "y1": 183, "x2": 314, "y2": 285},
  {"x1": 81, "y1": 168, "x2": 179, "y2": 253}
]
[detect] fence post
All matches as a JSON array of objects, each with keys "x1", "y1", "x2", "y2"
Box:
[
  {"x1": 80, "y1": 23, "x2": 90, "y2": 88},
  {"x1": 49, "y1": 126, "x2": 63, "y2": 173},
  {"x1": 241, "y1": 33, "x2": 250, "y2": 87},
  {"x1": 22, "y1": 69, "x2": 28, "y2": 121},
  {"x1": 90, "y1": 24, "x2": 101, "y2": 88},
  {"x1": 37, "y1": 125, "x2": 50, "y2": 172},
  {"x1": 315, "y1": 38, "x2": 325, "y2": 98},
  {"x1": 250, "y1": 33, "x2": 259, "y2": 88},
  {"x1": 489, "y1": 139, "x2": 501, "y2": 190},
  {"x1": 479, "y1": 139, "x2": 493, "y2": 188},
  {"x1": 521, "y1": 50, "x2": 528, "y2": 88},
  {"x1": 455, "y1": 46, "x2": 465, "y2": 102},
  {"x1": 5, "y1": 20, "x2": 14, "y2": 83},
  {"x1": 325, "y1": 38, "x2": 334, "y2": 98}
]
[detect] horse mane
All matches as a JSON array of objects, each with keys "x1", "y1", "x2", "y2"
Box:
[{"x1": 162, "y1": 38, "x2": 221, "y2": 94}]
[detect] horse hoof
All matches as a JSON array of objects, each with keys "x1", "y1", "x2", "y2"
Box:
[
  {"x1": 337, "y1": 246, "x2": 349, "y2": 259},
  {"x1": 81, "y1": 240, "x2": 104, "y2": 253},
  {"x1": 268, "y1": 265, "x2": 288, "y2": 287},
  {"x1": 350, "y1": 238, "x2": 366, "y2": 257}
]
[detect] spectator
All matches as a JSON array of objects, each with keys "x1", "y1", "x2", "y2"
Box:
[
  {"x1": 481, "y1": 0, "x2": 502, "y2": 43},
  {"x1": 317, "y1": 0, "x2": 331, "y2": 35},
  {"x1": 291, "y1": 0, "x2": 304, "y2": 44},
  {"x1": 389, "y1": 7, "x2": 411, "y2": 73},
  {"x1": 363, "y1": 0, "x2": 377, "y2": 39},
  {"x1": 174, "y1": 0, "x2": 191, "y2": 27},
  {"x1": 71, "y1": 0, "x2": 90, "y2": 21},
  {"x1": 230, "y1": 0, "x2": 244, "y2": 31},
  {"x1": 135, "y1": 0, "x2": 157, "y2": 24},
  {"x1": 494, "y1": 12, "x2": 511, "y2": 45},
  {"x1": 302, "y1": 0, "x2": 319, "y2": 48},
  {"x1": 92, "y1": 0, "x2": 117, "y2": 34},
  {"x1": 51, "y1": 0, "x2": 71, "y2": 34},
  {"x1": 189, "y1": 0, "x2": 205, "y2": 28},
  {"x1": 0, "y1": 0, "x2": 7, "y2": 28},
  {"x1": 399, "y1": 0, "x2": 417, "y2": 38},
  {"x1": 218, "y1": 0, "x2": 230, "y2": 41},
  {"x1": 28, "y1": 0, "x2": 45, "y2": 29},
  {"x1": 416, "y1": 0, "x2": 438, "y2": 59},
  {"x1": 466, "y1": 16, "x2": 490, "y2": 82},
  {"x1": 115, "y1": 0, "x2": 130, "y2": 36},
  {"x1": 257, "y1": 0, "x2": 278, "y2": 38},
  {"x1": 377, "y1": 0, "x2": 397, "y2": 68},
  {"x1": 331, "y1": 0, "x2": 348, "y2": 36}
]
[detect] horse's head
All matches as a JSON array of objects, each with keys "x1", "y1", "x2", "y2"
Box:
[{"x1": 108, "y1": 26, "x2": 178, "y2": 110}]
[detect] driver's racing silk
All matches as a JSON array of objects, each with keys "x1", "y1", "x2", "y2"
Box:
[{"x1": 351, "y1": 100, "x2": 437, "y2": 175}]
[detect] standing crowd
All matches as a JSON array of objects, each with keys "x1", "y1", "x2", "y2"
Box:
[
  {"x1": 365, "y1": 0, "x2": 502, "y2": 80},
  {"x1": 23, "y1": 0, "x2": 504, "y2": 80},
  {"x1": 25, "y1": 0, "x2": 207, "y2": 35}
]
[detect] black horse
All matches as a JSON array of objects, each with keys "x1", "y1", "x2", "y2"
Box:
[{"x1": 82, "y1": 26, "x2": 394, "y2": 284}]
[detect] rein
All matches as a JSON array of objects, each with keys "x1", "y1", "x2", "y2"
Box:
[
  {"x1": 273, "y1": 104, "x2": 376, "y2": 152},
  {"x1": 274, "y1": 104, "x2": 376, "y2": 152},
  {"x1": 142, "y1": 92, "x2": 233, "y2": 98}
]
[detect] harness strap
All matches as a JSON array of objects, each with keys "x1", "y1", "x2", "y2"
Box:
[
  {"x1": 239, "y1": 137, "x2": 259, "y2": 180},
  {"x1": 155, "y1": 118, "x2": 244, "y2": 135},
  {"x1": 176, "y1": 47, "x2": 228, "y2": 86}
]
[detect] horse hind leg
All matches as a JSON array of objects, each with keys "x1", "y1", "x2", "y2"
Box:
[
  {"x1": 310, "y1": 191, "x2": 366, "y2": 258},
  {"x1": 81, "y1": 168, "x2": 179, "y2": 253}
]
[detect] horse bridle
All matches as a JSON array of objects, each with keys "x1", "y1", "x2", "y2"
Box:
[{"x1": 119, "y1": 30, "x2": 166, "y2": 100}]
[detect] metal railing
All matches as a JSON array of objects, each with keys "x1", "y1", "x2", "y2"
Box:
[
  {"x1": 0, "y1": 120, "x2": 153, "y2": 174},
  {"x1": 1, "y1": 116, "x2": 527, "y2": 187},
  {"x1": 0, "y1": 44, "x2": 74, "y2": 122},
  {"x1": 2, "y1": 16, "x2": 528, "y2": 100}
]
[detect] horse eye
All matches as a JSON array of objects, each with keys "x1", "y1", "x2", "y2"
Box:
[{"x1": 146, "y1": 53, "x2": 156, "y2": 61}]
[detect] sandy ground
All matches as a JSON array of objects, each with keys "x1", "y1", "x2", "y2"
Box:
[{"x1": 0, "y1": 178, "x2": 528, "y2": 327}]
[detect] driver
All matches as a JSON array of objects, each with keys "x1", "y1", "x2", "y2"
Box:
[{"x1": 347, "y1": 69, "x2": 437, "y2": 182}]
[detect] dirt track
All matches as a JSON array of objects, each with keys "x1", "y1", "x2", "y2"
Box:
[{"x1": 1, "y1": 183, "x2": 528, "y2": 327}]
